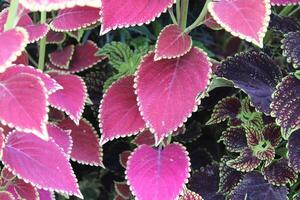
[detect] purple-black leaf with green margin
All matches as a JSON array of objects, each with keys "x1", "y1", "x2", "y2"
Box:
[
  {"x1": 287, "y1": 129, "x2": 300, "y2": 172},
  {"x1": 282, "y1": 32, "x2": 300, "y2": 69},
  {"x1": 227, "y1": 148, "x2": 261, "y2": 172},
  {"x1": 220, "y1": 126, "x2": 247, "y2": 152}
]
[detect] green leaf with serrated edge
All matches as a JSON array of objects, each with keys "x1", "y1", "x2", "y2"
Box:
[
  {"x1": 207, "y1": 76, "x2": 234, "y2": 92},
  {"x1": 295, "y1": 71, "x2": 300, "y2": 80}
]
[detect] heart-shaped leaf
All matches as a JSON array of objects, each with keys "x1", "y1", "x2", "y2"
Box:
[
  {"x1": 49, "y1": 74, "x2": 87, "y2": 124},
  {"x1": 0, "y1": 191, "x2": 14, "y2": 200},
  {"x1": 227, "y1": 148, "x2": 261, "y2": 172},
  {"x1": 216, "y1": 51, "x2": 283, "y2": 114},
  {"x1": 220, "y1": 127, "x2": 247, "y2": 152},
  {"x1": 154, "y1": 24, "x2": 192, "y2": 60},
  {"x1": 271, "y1": 75, "x2": 300, "y2": 134},
  {"x1": 271, "y1": 0, "x2": 300, "y2": 5},
  {"x1": 50, "y1": 6, "x2": 100, "y2": 32},
  {"x1": 126, "y1": 143, "x2": 190, "y2": 200},
  {"x1": 0, "y1": 28, "x2": 28, "y2": 72},
  {"x1": 208, "y1": 0, "x2": 271, "y2": 47},
  {"x1": 6, "y1": 178, "x2": 38, "y2": 200},
  {"x1": 100, "y1": 0, "x2": 175, "y2": 35},
  {"x1": 59, "y1": 118, "x2": 103, "y2": 166},
  {"x1": 231, "y1": 172, "x2": 288, "y2": 200},
  {"x1": 46, "y1": 30, "x2": 65, "y2": 44},
  {"x1": 135, "y1": 48, "x2": 211, "y2": 144},
  {"x1": 24, "y1": 23, "x2": 49, "y2": 43},
  {"x1": 282, "y1": 31, "x2": 300, "y2": 69},
  {"x1": 49, "y1": 45, "x2": 74, "y2": 69},
  {"x1": 287, "y1": 129, "x2": 300, "y2": 172},
  {"x1": 99, "y1": 76, "x2": 145, "y2": 145},
  {"x1": 2, "y1": 131, "x2": 82, "y2": 198},
  {"x1": 179, "y1": 189, "x2": 204, "y2": 200},
  {"x1": 38, "y1": 189, "x2": 55, "y2": 200},
  {"x1": 0, "y1": 72, "x2": 48, "y2": 140}
]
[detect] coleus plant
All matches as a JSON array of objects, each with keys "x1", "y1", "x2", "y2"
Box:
[{"x1": 0, "y1": 0, "x2": 299, "y2": 200}]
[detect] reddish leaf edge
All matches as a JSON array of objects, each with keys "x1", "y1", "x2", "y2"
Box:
[
  {"x1": 133, "y1": 49, "x2": 212, "y2": 146},
  {"x1": 154, "y1": 24, "x2": 193, "y2": 61},
  {"x1": 98, "y1": 75, "x2": 146, "y2": 146},
  {"x1": 50, "y1": 16, "x2": 100, "y2": 32},
  {"x1": 125, "y1": 142, "x2": 191, "y2": 200},
  {"x1": 99, "y1": 0, "x2": 176, "y2": 35},
  {"x1": 2, "y1": 130, "x2": 83, "y2": 199},
  {"x1": 49, "y1": 45, "x2": 75, "y2": 69},
  {"x1": 207, "y1": 0, "x2": 271, "y2": 48},
  {"x1": 114, "y1": 181, "x2": 130, "y2": 199}
]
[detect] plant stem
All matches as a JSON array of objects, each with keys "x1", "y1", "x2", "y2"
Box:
[
  {"x1": 184, "y1": 0, "x2": 210, "y2": 33},
  {"x1": 288, "y1": 6, "x2": 300, "y2": 16},
  {"x1": 176, "y1": 0, "x2": 181, "y2": 23},
  {"x1": 168, "y1": 8, "x2": 178, "y2": 24},
  {"x1": 279, "y1": 5, "x2": 294, "y2": 16},
  {"x1": 180, "y1": 0, "x2": 189, "y2": 29},
  {"x1": 4, "y1": 0, "x2": 19, "y2": 31},
  {"x1": 38, "y1": 12, "x2": 47, "y2": 71}
]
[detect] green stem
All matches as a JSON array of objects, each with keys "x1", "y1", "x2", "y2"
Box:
[
  {"x1": 184, "y1": 0, "x2": 210, "y2": 33},
  {"x1": 168, "y1": 8, "x2": 178, "y2": 24},
  {"x1": 288, "y1": 6, "x2": 300, "y2": 16},
  {"x1": 279, "y1": 5, "x2": 294, "y2": 16},
  {"x1": 4, "y1": 0, "x2": 19, "y2": 31},
  {"x1": 38, "y1": 12, "x2": 47, "y2": 71},
  {"x1": 26, "y1": 50, "x2": 38, "y2": 67},
  {"x1": 176, "y1": 0, "x2": 181, "y2": 23},
  {"x1": 180, "y1": 0, "x2": 189, "y2": 29}
]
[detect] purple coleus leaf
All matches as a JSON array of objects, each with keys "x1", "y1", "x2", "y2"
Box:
[
  {"x1": 59, "y1": 118, "x2": 103, "y2": 166},
  {"x1": 206, "y1": 97, "x2": 241, "y2": 125},
  {"x1": 269, "y1": 14, "x2": 300, "y2": 34},
  {"x1": 271, "y1": 0, "x2": 300, "y2": 5},
  {"x1": 154, "y1": 24, "x2": 192, "y2": 60},
  {"x1": 262, "y1": 158, "x2": 297, "y2": 185},
  {"x1": 2, "y1": 130, "x2": 82, "y2": 198},
  {"x1": 49, "y1": 45, "x2": 75, "y2": 69},
  {"x1": 231, "y1": 172, "x2": 288, "y2": 200},
  {"x1": 227, "y1": 148, "x2": 261, "y2": 172},
  {"x1": 38, "y1": 189, "x2": 55, "y2": 200},
  {"x1": 99, "y1": 76, "x2": 145, "y2": 145},
  {"x1": 0, "y1": 28, "x2": 29, "y2": 72},
  {"x1": 287, "y1": 129, "x2": 300, "y2": 172},
  {"x1": 216, "y1": 51, "x2": 283, "y2": 114},
  {"x1": 282, "y1": 32, "x2": 300, "y2": 69},
  {"x1": 100, "y1": 0, "x2": 175, "y2": 35},
  {"x1": 126, "y1": 143, "x2": 190, "y2": 200},
  {"x1": 271, "y1": 75, "x2": 300, "y2": 134},
  {"x1": 220, "y1": 126, "x2": 247, "y2": 153},
  {"x1": 46, "y1": 30, "x2": 65, "y2": 44},
  {"x1": 189, "y1": 164, "x2": 225, "y2": 200},
  {"x1": 0, "y1": 70, "x2": 48, "y2": 140},
  {"x1": 50, "y1": 6, "x2": 100, "y2": 32},
  {"x1": 0, "y1": 191, "x2": 14, "y2": 200},
  {"x1": 179, "y1": 189, "x2": 204, "y2": 200},
  {"x1": 114, "y1": 181, "x2": 131, "y2": 199},
  {"x1": 49, "y1": 73, "x2": 87, "y2": 125},
  {"x1": 132, "y1": 130, "x2": 155, "y2": 146},
  {"x1": 6, "y1": 178, "x2": 38, "y2": 200},
  {"x1": 208, "y1": 0, "x2": 270, "y2": 47},
  {"x1": 135, "y1": 48, "x2": 211, "y2": 144}
]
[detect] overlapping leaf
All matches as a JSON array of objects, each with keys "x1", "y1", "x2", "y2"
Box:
[
  {"x1": 49, "y1": 45, "x2": 74, "y2": 69},
  {"x1": 269, "y1": 14, "x2": 300, "y2": 34},
  {"x1": 132, "y1": 130, "x2": 155, "y2": 146},
  {"x1": 179, "y1": 189, "x2": 204, "y2": 200},
  {"x1": 287, "y1": 129, "x2": 300, "y2": 172},
  {"x1": 227, "y1": 148, "x2": 261, "y2": 172},
  {"x1": 46, "y1": 30, "x2": 65, "y2": 44},
  {"x1": 47, "y1": 123, "x2": 72, "y2": 156},
  {"x1": 220, "y1": 127, "x2": 247, "y2": 152},
  {"x1": 282, "y1": 32, "x2": 300, "y2": 69},
  {"x1": 6, "y1": 178, "x2": 38, "y2": 200}
]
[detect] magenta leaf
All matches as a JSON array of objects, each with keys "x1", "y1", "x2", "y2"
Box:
[
  {"x1": 0, "y1": 191, "x2": 14, "y2": 200},
  {"x1": 99, "y1": 76, "x2": 145, "y2": 145},
  {"x1": 59, "y1": 118, "x2": 103, "y2": 166},
  {"x1": 179, "y1": 189, "x2": 204, "y2": 200},
  {"x1": 2, "y1": 131, "x2": 82, "y2": 198},
  {"x1": 0, "y1": 28, "x2": 29, "y2": 72},
  {"x1": 114, "y1": 181, "x2": 131, "y2": 199},
  {"x1": 38, "y1": 189, "x2": 55, "y2": 200},
  {"x1": 135, "y1": 48, "x2": 211, "y2": 144},
  {"x1": 0, "y1": 72, "x2": 48, "y2": 140},
  {"x1": 126, "y1": 143, "x2": 190, "y2": 200},
  {"x1": 47, "y1": 123, "x2": 73, "y2": 157},
  {"x1": 13, "y1": 51, "x2": 29, "y2": 65},
  {"x1": 100, "y1": 0, "x2": 175, "y2": 35},
  {"x1": 208, "y1": 0, "x2": 271, "y2": 47},
  {"x1": 46, "y1": 30, "x2": 65, "y2": 44},
  {"x1": 24, "y1": 23, "x2": 49, "y2": 43},
  {"x1": 227, "y1": 148, "x2": 261, "y2": 172},
  {"x1": 271, "y1": 0, "x2": 300, "y2": 5},
  {"x1": 155, "y1": 24, "x2": 192, "y2": 60},
  {"x1": 119, "y1": 150, "x2": 131, "y2": 169},
  {"x1": 50, "y1": 6, "x2": 100, "y2": 32},
  {"x1": 49, "y1": 45, "x2": 74, "y2": 69},
  {"x1": 132, "y1": 130, "x2": 155, "y2": 146},
  {"x1": 49, "y1": 73, "x2": 87, "y2": 124},
  {"x1": 6, "y1": 178, "x2": 38, "y2": 200},
  {"x1": 220, "y1": 127, "x2": 247, "y2": 152}
]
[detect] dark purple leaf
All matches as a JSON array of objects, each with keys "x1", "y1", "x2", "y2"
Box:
[
  {"x1": 282, "y1": 32, "x2": 300, "y2": 69},
  {"x1": 220, "y1": 126, "x2": 247, "y2": 152},
  {"x1": 288, "y1": 129, "x2": 300, "y2": 172},
  {"x1": 227, "y1": 148, "x2": 261, "y2": 172}
]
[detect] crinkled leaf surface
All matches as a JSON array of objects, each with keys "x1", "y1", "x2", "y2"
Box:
[
  {"x1": 227, "y1": 148, "x2": 261, "y2": 172},
  {"x1": 2, "y1": 131, "x2": 82, "y2": 198},
  {"x1": 126, "y1": 143, "x2": 190, "y2": 200},
  {"x1": 288, "y1": 129, "x2": 300, "y2": 172},
  {"x1": 220, "y1": 127, "x2": 247, "y2": 152},
  {"x1": 135, "y1": 48, "x2": 211, "y2": 144},
  {"x1": 271, "y1": 0, "x2": 300, "y2": 5},
  {"x1": 282, "y1": 32, "x2": 300, "y2": 69},
  {"x1": 269, "y1": 14, "x2": 300, "y2": 33},
  {"x1": 179, "y1": 189, "x2": 204, "y2": 200},
  {"x1": 216, "y1": 51, "x2": 282, "y2": 114}
]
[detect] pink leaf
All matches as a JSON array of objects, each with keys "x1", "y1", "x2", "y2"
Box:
[
  {"x1": 59, "y1": 118, "x2": 103, "y2": 166},
  {"x1": 13, "y1": 51, "x2": 29, "y2": 65},
  {"x1": 0, "y1": 72, "x2": 48, "y2": 140},
  {"x1": 132, "y1": 130, "x2": 155, "y2": 146},
  {"x1": 46, "y1": 30, "x2": 65, "y2": 44},
  {"x1": 155, "y1": 24, "x2": 192, "y2": 60},
  {"x1": 50, "y1": 6, "x2": 100, "y2": 32},
  {"x1": 47, "y1": 123, "x2": 73, "y2": 157},
  {"x1": 0, "y1": 9, "x2": 32, "y2": 32},
  {"x1": 271, "y1": 0, "x2": 300, "y2": 5},
  {"x1": 99, "y1": 76, "x2": 145, "y2": 145},
  {"x1": 24, "y1": 23, "x2": 49, "y2": 43},
  {"x1": 0, "y1": 191, "x2": 14, "y2": 200},
  {"x1": 2, "y1": 131, "x2": 82, "y2": 198},
  {"x1": 49, "y1": 45, "x2": 75, "y2": 69},
  {"x1": 19, "y1": 0, "x2": 99, "y2": 12},
  {"x1": 38, "y1": 189, "x2": 55, "y2": 200},
  {"x1": 126, "y1": 143, "x2": 190, "y2": 200},
  {"x1": 49, "y1": 74, "x2": 87, "y2": 124},
  {"x1": 208, "y1": 0, "x2": 271, "y2": 47},
  {"x1": 135, "y1": 48, "x2": 211, "y2": 144},
  {"x1": 0, "y1": 28, "x2": 28, "y2": 72},
  {"x1": 7, "y1": 178, "x2": 38, "y2": 200},
  {"x1": 100, "y1": 0, "x2": 175, "y2": 35}
]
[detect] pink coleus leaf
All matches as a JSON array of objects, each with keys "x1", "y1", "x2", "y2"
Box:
[
  {"x1": 49, "y1": 45, "x2": 74, "y2": 69},
  {"x1": 126, "y1": 143, "x2": 190, "y2": 200},
  {"x1": 155, "y1": 24, "x2": 192, "y2": 60},
  {"x1": 99, "y1": 76, "x2": 145, "y2": 145},
  {"x1": 0, "y1": 71, "x2": 48, "y2": 140},
  {"x1": 208, "y1": 0, "x2": 271, "y2": 47},
  {"x1": 0, "y1": 28, "x2": 29, "y2": 72},
  {"x1": 24, "y1": 23, "x2": 49, "y2": 43},
  {"x1": 0, "y1": 133, "x2": 4, "y2": 157},
  {"x1": 47, "y1": 123, "x2": 73, "y2": 157},
  {"x1": 0, "y1": 191, "x2": 14, "y2": 200},
  {"x1": 135, "y1": 48, "x2": 211, "y2": 144},
  {"x1": 271, "y1": 0, "x2": 300, "y2": 5},
  {"x1": 13, "y1": 51, "x2": 29, "y2": 65},
  {"x1": 3, "y1": 65, "x2": 62, "y2": 94},
  {"x1": 132, "y1": 130, "x2": 155, "y2": 146},
  {"x1": 0, "y1": 8, "x2": 32, "y2": 32},
  {"x1": 19, "y1": 0, "x2": 99, "y2": 12},
  {"x1": 59, "y1": 118, "x2": 103, "y2": 166},
  {"x1": 38, "y1": 189, "x2": 55, "y2": 200},
  {"x1": 50, "y1": 6, "x2": 100, "y2": 32},
  {"x1": 2, "y1": 130, "x2": 82, "y2": 198},
  {"x1": 6, "y1": 178, "x2": 38, "y2": 200},
  {"x1": 49, "y1": 73, "x2": 87, "y2": 124},
  {"x1": 46, "y1": 30, "x2": 66, "y2": 44},
  {"x1": 100, "y1": 0, "x2": 175, "y2": 35}
]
